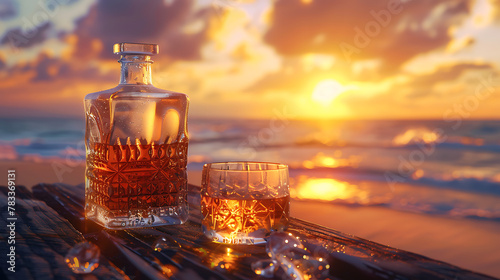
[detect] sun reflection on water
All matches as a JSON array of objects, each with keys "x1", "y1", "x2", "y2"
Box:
[
  {"x1": 393, "y1": 128, "x2": 440, "y2": 145},
  {"x1": 301, "y1": 152, "x2": 360, "y2": 169},
  {"x1": 292, "y1": 177, "x2": 357, "y2": 201}
]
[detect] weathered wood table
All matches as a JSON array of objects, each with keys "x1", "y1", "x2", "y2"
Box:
[{"x1": 0, "y1": 183, "x2": 497, "y2": 280}]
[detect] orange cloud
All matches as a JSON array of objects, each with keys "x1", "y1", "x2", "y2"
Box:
[
  {"x1": 1, "y1": 22, "x2": 51, "y2": 49},
  {"x1": 1, "y1": 0, "x2": 500, "y2": 120},
  {"x1": 70, "y1": 0, "x2": 212, "y2": 62},
  {"x1": 265, "y1": 0, "x2": 474, "y2": 73}
]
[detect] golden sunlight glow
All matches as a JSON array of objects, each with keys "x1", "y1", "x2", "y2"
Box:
[
  {"x1": 4, "y1": 0, "x2": 500, "y2": 121},
  {"x1": 302, "y1": 53, "x2": 336, "y2": 70},
  {"x1": 301, "y1": 152, "x2": 360, "y2": 169},
  {"x1": 446, "y1": 36, "x2": 474, "y2": 53},
  {"x1": 311, "y1": 79, "x2": 345, "y2": 106},
  {"x1": 393, "y1": 128, "x2": 439, "y2": 146},
  {"x1": 320, "y1": 156, "x2": 337, "y2": 167},
  {"x1": 412, "y1": 169, "x2": 425, "y2": 180},
  {"x1": 460, "y1": 137, "x2": 484, "y2": 146},
  {"x1": 472, "y1": 0, "x2": 494, "y2": 26},
  {"x1": 295, "y1": 178, "x2": 353, "y2": 201}
]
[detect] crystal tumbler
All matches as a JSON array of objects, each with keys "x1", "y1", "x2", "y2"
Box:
[{"x1": 201, "y1": 162, "x2": 290, "y2": 244}]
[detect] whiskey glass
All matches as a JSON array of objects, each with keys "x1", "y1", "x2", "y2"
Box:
[{"x1": 201, "y1": 162, "x2": 290, "y2": 244}]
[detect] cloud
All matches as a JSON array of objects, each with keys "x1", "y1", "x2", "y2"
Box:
[
  {"x1": 490, "y1": 0, "x2": 500, "y2": 21},
  {"x1": 245, "y1": 57, "x2": 330, "y2": 94},
  {"x1": 378, "y1": 62, "x2": 499, "y2": 104},
  {"x1": 0, "y1": 0, "x2": 17, "y2": 19},
  {"x1": 1, "y1": 22, "x2": 51, "y2": 49},
  {"x1": 407, "y1": 63, "x2": 495, "y2": 88},
  {"x1": 0, "y1": 54, "x2": 116, "y2": 118},
  {"x1": 0, "y1": 55, "x2": 5, "y2": 70},
  {"x1": 30, "y1": 53, "x2": 60, "y2": 81},
  {"x1": 71, "y1": 0, "x2": 211, "y2": 61},
  {"x1": 0, "y1": 51, "x2": 116, "y2": 83},
  {"x1": 265, "y1": 0, "x2": 474, "y2": 74},
  {"x1": 30, "y1": 52, "x2": 116, "y2": 82},
  {"x1": 1, "y1": 0, "x2": 499, "y2": 120}
]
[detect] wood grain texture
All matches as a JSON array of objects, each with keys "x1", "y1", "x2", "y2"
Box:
[
  {"x1": 0, "y1": 183, "x2": 495, "y2": 280},
  {"x1": 0, "y1": 185, "x2": 125, "y2": 280}
]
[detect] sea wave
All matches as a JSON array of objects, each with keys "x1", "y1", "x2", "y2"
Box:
[
  {"x1": 2, "y1": 118, "x2": 500, "y2": 223},
  {"x1": 289, "y1": 169, "x2": 500, "y2": 223},
  {"x1": 290, "y1": 166, "x2": 500, "y2": 196},
  {"x1": 291, "y1": 196, "x2": 500, "y2": 223},
  {"x1": 412, "y1": 176, "x2": 500, "y2": 196},
  {"x1": 256, "y1": 139, "x2": 500, "y2": 154}
]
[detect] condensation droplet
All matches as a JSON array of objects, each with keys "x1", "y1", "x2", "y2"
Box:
[
  {"x1": 265, "y1": 231, "x2": 332, "y2": 280},
  {"x1": 153, "y1": 236, "x2": 181, "y2": 252},
  {"x1": 215, "y1": 260, "x2": 232, "y2": 272},
  {"x1": 266, "y1": 232, "x2": 304, "y2": 259},
  {"x1": 251, "y1": 259, "x2": 277, "y2": 278},
  {"x1": 65, "y1": 242, "x2": 100, "y2": 274}
]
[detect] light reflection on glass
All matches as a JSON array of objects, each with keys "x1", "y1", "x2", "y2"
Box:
[{"x1": 196, "y1": 245, "x2": 249, "y2": 273}]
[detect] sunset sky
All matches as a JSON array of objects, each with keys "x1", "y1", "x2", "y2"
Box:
[{"x1": 1, "y1": 0, "x2": 500, "y2": 120}]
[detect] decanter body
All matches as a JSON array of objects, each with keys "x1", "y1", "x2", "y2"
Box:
[{"x1": 84, "y1": 43, "x2": 189, "y2": 229}]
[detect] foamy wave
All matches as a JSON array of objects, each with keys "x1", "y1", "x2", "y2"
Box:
[
  {"x1": 290, "y1": 165, "x2": 500, "y2": 196},
  {"x1": 289, "y1": 168, "x2": 500, "y2": 223},
  {"x1": 293, "y1": 195, "x2": 500, "y2": 222},
  {"x1": 393, "y1": 128, "x2": 441, "y2": 146},
  {"x1": 0, "y1": 138, "x2": 32, "y2": 146},
  {"x1": 0, "y1": 144, "x2": 18, "y2": 160},
  {"x1": 290, "y1": 174, "x2": 500, "y2": 223},
  {"x1": 413, "y1": 176, "x2": 500, "y2": 196}
]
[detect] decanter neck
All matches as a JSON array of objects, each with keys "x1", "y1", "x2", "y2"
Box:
[{"x1": 119, "y1": 54, "x2": 153, "y2": 85}]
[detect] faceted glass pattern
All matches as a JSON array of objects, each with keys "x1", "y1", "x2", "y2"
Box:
[
  {"x1": 84, "y1": 43, "x2": 189, "y2": 229},
  {"x1": 201, "y1": 162, "x2": 290, "y2": 244}
]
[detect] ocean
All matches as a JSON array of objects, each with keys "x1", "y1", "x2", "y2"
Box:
[{"x1": 1, "y1": 117, "x2": 500, "y2": 224}]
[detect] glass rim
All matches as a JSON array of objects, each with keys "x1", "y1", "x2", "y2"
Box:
[{"x1": 203, "y1": 161, "x2": 288, "y2": 171}]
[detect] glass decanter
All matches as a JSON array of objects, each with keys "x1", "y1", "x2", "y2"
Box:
[{"x1": 84, "y1": 42, "x2": 189, "y2": 229}]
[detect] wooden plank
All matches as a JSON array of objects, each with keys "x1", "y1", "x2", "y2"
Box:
[
  {"x1": 35, "y1": 183, "x2": 267, "y2": 279},
  {"x1": 0, "y1": 185, "x2": 125, "y2": 280},
  {"x1": 34, "y1": 183, "x2": 232, "y2": 280},
  {"x1": 31, "y1": 183, "x2": 499, "y2": 280}
]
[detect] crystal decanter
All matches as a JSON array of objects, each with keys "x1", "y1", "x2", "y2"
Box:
[{"x1": 84, "y1": 43, "x2": 189, "y2": 229}]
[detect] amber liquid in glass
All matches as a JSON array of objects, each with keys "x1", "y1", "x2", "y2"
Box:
[
  {"x1": 201, "y1": 195, "x2": 290, "y2": 244},
  {"x1": 85, "y1": 140, "x2": 188, "y2": 229}
]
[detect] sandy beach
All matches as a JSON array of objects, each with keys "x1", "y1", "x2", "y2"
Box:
[
  {"x1": 0, "y1": 160, "x2": 87, "y2": 189},
  {"x1": 291, "y1": 200, "x2": 500, "y2": 278},
  {"x1": 1, "y1": 161, "x2": 499, "y2": 278}
]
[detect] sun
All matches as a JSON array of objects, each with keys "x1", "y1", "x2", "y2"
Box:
[{"x1": 311, "y1": 79, "x2": 345, "y2": 105}]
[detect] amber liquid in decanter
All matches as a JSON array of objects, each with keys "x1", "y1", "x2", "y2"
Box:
[{"x1": 84, "y1": 43, "x2": 189, "y2": 229}]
